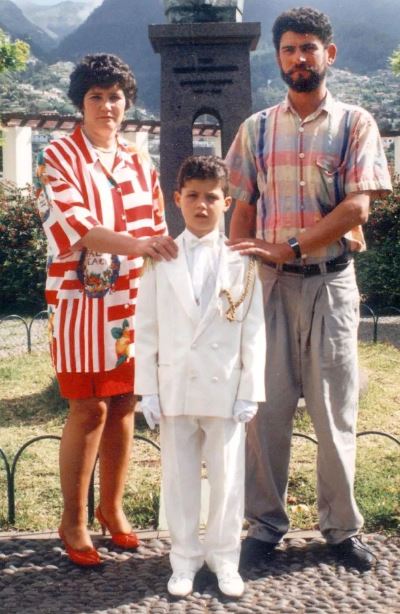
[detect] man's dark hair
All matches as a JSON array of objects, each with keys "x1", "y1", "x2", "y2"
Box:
[
  {"x1": 68, "y1": 53, "x2": 137, "y2": 110},
  {"x1": 272, "y1": 7, "x2": 333, "y2": 51},
  {"x1": 177, "y1": 155, "x2": 229, "y2": 195}
]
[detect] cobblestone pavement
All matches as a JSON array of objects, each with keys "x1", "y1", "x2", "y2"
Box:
[{"x1": 0, "y1": 532, "x2": 399, "y2": 613}]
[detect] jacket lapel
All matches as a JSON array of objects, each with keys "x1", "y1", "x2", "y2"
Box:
[
  {"x1": 161, "y1": 233, "x2": 200, "y2": 323},
  {"x1": 192, "y1": 236, "x2": 243, "y2": 341}
]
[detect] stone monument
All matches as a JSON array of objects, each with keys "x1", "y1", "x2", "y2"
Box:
[
  {"x1": 165, "y1": 0, "x2": 244, "y2": 24},
  {"x1": 150, "y1": 0, "x2": 260, "y2": 236}
]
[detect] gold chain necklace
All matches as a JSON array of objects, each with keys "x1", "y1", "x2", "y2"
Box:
[{"x1": 220, "y1": 256, "x2": 257, "y2": 322}]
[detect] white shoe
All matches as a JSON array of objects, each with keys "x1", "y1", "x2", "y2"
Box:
[
  {"x1": 167, "y1": 570, "x2": 195, "y2": 597},
  {"x1": 217, "y1": 569, "x2": 245, "y2": 598}
]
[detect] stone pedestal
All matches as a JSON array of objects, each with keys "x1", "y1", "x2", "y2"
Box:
[{"x1": 149, "y1": 21, "x2": 260, "y2": 236}]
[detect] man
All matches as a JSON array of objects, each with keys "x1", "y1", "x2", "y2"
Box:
[{"x1": 225, "y1": 7, "x2": 392, "y2": 570}]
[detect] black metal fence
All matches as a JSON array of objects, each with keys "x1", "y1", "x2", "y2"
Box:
[
  {"x1": 0, "y1": 308, "x2": 399, "y2": 530},
  {"x1": 0, "y1": 310, "x2": 48, "y2": 356},
  {"x1": 360, "y1": 304, "x2": 400, "y2": 344},
  {"x1": 1, "y1": 305, "x2": 400, "y2": 354},
  {"x1": 0, "y1": 431, "x2": 398, "y2": 528},
  {"x1": 0, "y1": 434, "x2": 160, "y2": 526}
]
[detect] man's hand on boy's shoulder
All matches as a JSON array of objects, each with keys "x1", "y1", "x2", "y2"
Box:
[{"x1": 226, "y1": 237, "x2": 292, "y2": 264}]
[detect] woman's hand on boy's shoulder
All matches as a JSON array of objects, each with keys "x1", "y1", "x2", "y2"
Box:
[{"x1": 136, "y1": 235, "x2": 178, "y2": 261}]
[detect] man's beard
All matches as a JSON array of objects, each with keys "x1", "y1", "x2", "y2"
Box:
[{"x1": 280, "y1": 65, "x2": 326, "y2": 92}]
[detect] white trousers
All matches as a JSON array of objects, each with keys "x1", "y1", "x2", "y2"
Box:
[{"x1": 160, "y1": 415, "x2": 245, "y2": 574}]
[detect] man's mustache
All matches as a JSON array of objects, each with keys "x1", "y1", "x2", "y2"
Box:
[{"x1": 288, "y1": 64, "x2": 316, "y2": 75}]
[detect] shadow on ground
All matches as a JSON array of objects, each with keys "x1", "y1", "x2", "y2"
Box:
[{"x1": 0, "y1": 534, "x2": 399, "y2": 613}]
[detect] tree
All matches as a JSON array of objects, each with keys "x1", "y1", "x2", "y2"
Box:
[
  {"x1": 389, "y1": 46, "x2": 400, "y2": 75},
  {"x1": 0, "y1": 181, "x2": 46, "y2": 313},
  {"x1": 0, "y1": 28, "x2": 30, "y2": 74},
  {"x1": 356, "y1": 178, "x2": 400, "y2": 308}
]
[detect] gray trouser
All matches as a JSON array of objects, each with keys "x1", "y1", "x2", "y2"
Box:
[{"x1": 246, "y1": 261, "x2": 364, "y2": 545}]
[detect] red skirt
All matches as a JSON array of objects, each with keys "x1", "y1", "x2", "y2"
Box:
[{"x1": 56, "y1": 359, "x2": 134, "y2": 399}]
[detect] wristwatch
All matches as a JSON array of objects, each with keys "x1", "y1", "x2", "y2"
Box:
[{"x1": 287, "y1": 237, "x2": 302, "y2": 259}]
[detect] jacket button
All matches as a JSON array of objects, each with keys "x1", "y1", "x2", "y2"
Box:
[
  {"x1": 211, "y1": 376, "x2": 219, "y2": 382},
  {"x1": 211, "y1": 343, "x2": 219, "y2": 349}
]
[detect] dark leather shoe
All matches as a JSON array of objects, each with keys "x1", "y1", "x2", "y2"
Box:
[
  {"x1": 330, "y1": 536, "x2": 375, "y2": 570},
  {"x1": 239, "y1": 536, "x2": 277, "y2": 570}
]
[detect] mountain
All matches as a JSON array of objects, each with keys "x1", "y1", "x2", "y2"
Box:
[
  {"x1": 54, "y1": 0, "x2": 400, "y2": 111},
  {"x1": 1, "y1": 0, "x2": 398, "y2": 126},
  {"x1": 55, "y1": 0, "x2": 163, "y2": 108},
  {"x1": 0, "y1": 0, "x2": 57, "y2": 57},
  {"x1": 19, "y1": 0, "x2": 101, "y2": 39},
  {"x1": 244, "y1": 0, "x2": 400, "y2": 74}
]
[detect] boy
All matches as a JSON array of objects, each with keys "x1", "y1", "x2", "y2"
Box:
[{"x1": 134, "y1": 156, "x2": 266, "y2": 598}]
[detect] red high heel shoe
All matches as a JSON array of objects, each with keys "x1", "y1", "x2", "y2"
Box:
[
  {"x1": 95, "y1": 507, "x2": 139, "y2": 549},
  {"x1": 58, "y1": 527, "x2": 101, "y2": 567}
]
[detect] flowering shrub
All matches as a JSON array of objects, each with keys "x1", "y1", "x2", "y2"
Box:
[
  {"x1": 0, "y1": 181, "x2": 46, "y2": 313},
  {"x1": 355, "y1": 177, "x2": 400, "y2": 308}
]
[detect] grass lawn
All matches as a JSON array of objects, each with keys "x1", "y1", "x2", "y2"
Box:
[{"x1": 0, "y1": 342, "x2": 399, "y2": 535}]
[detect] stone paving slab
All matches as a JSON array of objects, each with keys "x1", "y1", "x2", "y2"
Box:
[{"x1": 0, "y1": 533, "x2": 399, "y2": 613}]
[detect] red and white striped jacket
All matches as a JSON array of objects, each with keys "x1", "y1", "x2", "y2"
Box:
[{"x1": 36, "y1": 125, "x2": 166, "y2": 374}]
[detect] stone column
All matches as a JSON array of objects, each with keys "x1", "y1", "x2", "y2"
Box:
[
  {"x1": 149, "y1": 21, "x2": 260, "y2": 236},
  {"x1": 394, "y1": 136, "x2": 400, "y2": 175},
  {"x1": 3, "y1": 126, "x2": 33, "y2": 187}
]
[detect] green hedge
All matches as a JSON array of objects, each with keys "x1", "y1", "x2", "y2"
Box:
[
  {"x1": 0, "y1": 181, "x2": 46, "y2": 314},
  {"x1": 355, "y1": 177, "x2": 400, "y2": 308}
]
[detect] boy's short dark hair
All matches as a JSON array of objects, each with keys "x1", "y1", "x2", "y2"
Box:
[
  {"x1": 68, "y1": 53, "x2": 137, "y2": 110},
  {"x1": 272, "y1": 7, "x2": 333, "y2": 51},
  {"x1": 177, "y1": 155, "x2": 229, "y2": 195}
]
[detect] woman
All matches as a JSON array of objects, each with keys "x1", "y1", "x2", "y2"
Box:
[{"x1": 36, "y1": 54, "x2": 177, "y2": 566}]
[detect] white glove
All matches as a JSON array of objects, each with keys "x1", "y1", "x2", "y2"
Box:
[
  {"x1": 233, "y1": 399, "x2": 258, "y2": 423},
  {"x1": 140, "y1": 394, "x2": 161, "y2": 430}
]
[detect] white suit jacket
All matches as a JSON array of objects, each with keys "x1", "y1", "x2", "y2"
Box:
[{"x1": 134, "y1": 232, "x2": 266, "y2": 418}]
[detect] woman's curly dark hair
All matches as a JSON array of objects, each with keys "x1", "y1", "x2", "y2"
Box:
[
  {"x1": 272, "y1": 7, "x2": 333, "y2": 51},
  {"x1": 68, "y1": 53, "x2": 137, "y2": 110}
]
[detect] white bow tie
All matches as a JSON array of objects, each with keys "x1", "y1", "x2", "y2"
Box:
[{"x1": 186, "y1": 235, "x2": 216, "y2": 250}]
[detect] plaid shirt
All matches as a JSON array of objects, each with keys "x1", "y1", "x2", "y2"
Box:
[
  {"x1": 36, "y1": 125, "x2": 166, "y2": 374},
  {"x1": 226, "y1": 91, "x2": 392, "y2": 263}
]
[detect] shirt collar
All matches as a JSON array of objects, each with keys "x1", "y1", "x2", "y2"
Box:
[
  {"x1": 73, "y1": 124, "x2": 126, "y2": 165},
  {"x1": 282, "y1": 89, "x2": 334, "y2": 120}
]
